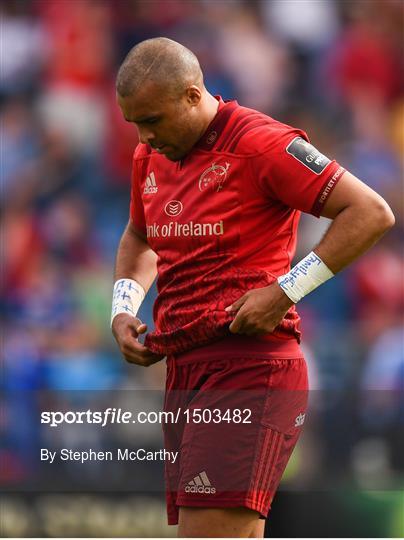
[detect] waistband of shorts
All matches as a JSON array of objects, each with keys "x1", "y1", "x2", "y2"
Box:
[{"x1": 170, "y1": 335, "x2": 302, "y2": 365}]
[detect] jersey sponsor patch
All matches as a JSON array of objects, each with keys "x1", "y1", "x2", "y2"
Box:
[{"x1": 286, "y1": 137, "x2": 331, "y2": 174}]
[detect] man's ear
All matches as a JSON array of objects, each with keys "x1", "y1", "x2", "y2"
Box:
[{"x1": 186, "y1": 85, "x2": 202, "y2": 106}]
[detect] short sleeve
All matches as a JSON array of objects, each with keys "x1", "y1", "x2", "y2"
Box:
[
  {"x1": 129, "y1": 154, "x2": 147, "y2": 237},
  {"x1": 254, "y1": 130, "x2": 346, "y2": 217}
]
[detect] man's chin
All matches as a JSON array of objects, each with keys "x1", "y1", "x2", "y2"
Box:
[
  {"x1": 164, "y1": 150, "x2": 185, "y2": 162},
  {"x1": 165, "y1": 154, "x2": 179, "y2": 162},
  {"x1": 158, "y1": 144, "x2": 192, "y2": 161}
]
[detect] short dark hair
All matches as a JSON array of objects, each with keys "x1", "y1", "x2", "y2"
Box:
[{"x1": 116, "y1": 37, "x2": 203, "y2": 98}]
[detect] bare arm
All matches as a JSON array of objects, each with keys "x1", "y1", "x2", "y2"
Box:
[
  {"x1": 228, "y1": 171, "x2": 395, "y2": 335},
  {"x1": 314, "y1": 171, "x2": 395, "y2": 272},
  {"x1": 114, "y1": 220, "x2": 157, "y2": 290},
  {"x1": 112, "y1": 221, "x2": 163, "y2": 366}
]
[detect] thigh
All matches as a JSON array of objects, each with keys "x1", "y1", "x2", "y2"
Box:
[
  {"x1": 178, "y1": 507, "x2": 262, "y2": 538},
  {"x1": 175, "y1": 356, "x2": 308, "y2": 522}
]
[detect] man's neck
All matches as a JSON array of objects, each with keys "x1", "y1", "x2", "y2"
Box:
[{"x1": 198, "y1": 92, "x2": 220, "y2": 138}]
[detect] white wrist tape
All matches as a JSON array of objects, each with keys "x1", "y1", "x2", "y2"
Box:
[
  {"x1": 111, "y1": 278, "x2": 145, "y2": 326},
  {"x1": 277, "y1": 251, "x2": 334, "y2": 304}
]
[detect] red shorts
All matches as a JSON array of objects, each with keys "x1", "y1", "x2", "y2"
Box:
[{"x1": 163, "y1": 335, "x2": 308, "y2": 525}]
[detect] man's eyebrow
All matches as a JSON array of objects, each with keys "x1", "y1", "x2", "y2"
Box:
[{"x1": 126, "y1": 114, "x2": 160, "y2": 123}]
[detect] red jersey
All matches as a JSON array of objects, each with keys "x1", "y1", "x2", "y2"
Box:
[{"x1": 130, "y1": 97, "x2": 345, "y2": 355}]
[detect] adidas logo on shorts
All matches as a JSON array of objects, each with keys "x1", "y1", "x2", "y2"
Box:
[
  {"x1": 185, "y1": 471, "x2": 216, "y2": 494},
  {"x1": 143, "y1": 171, "x2": 158, "y2": 194}
]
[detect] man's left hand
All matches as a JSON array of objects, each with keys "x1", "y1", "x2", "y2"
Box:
[{"x1": 226, "y1": 281, "x2": 294, "y2": 335}]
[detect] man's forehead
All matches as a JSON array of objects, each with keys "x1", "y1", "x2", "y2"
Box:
[{"x1": 118, "y1": 83, "x2": 170, "y2": 122}]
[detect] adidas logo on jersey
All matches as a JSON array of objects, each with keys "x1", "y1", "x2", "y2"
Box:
[
  {"x1": 295, "y1": 412, "x2": 306, "y2": 427},
  {"x1": 185, "y1": 471, "x2": 216, "y2": 494},
  {"x1": 143, "y1": 171, "x2": 158, "y2": 194}
]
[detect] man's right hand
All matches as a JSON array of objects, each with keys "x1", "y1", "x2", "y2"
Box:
[{"x1": 111, "y1": 313, "x2": 165, "y2": 367}]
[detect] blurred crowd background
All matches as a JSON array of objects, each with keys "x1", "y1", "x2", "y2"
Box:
[{"x1": 1, "y1": 0, "x2": 403, "y2": 537}]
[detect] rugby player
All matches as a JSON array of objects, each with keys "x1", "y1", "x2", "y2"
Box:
[{"x1": 111, "y1": 38, "x2": 395, "y2": 538}]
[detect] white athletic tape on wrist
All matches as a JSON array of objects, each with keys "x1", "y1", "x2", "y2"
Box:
[
  {"x1": 111, "y1": 278, "x2": 145, "y2": 326},
  {"x1": 277, "y1": 251, "x2": 334, "y2": 304}
]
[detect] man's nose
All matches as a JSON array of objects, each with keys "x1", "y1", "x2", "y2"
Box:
[{"x1": 138, "y1": 127, "x2": 155, "y2": 145}]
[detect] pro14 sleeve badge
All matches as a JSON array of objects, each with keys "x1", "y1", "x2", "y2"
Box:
[{"x1": 286, "y1": 137, "x2": 331, "y2": 174}]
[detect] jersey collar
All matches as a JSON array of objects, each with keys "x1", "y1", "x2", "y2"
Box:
[{"x1": 194, "y1": 96, "x2": 238, "y2": 151}]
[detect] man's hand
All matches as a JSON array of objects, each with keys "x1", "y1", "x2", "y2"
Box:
[
  {"x1": 112, "y1": 313, "x2": 165, "y2": 367},
  {"x1": 225, "y1": 281, "x2": 294, "y2": 335}
]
